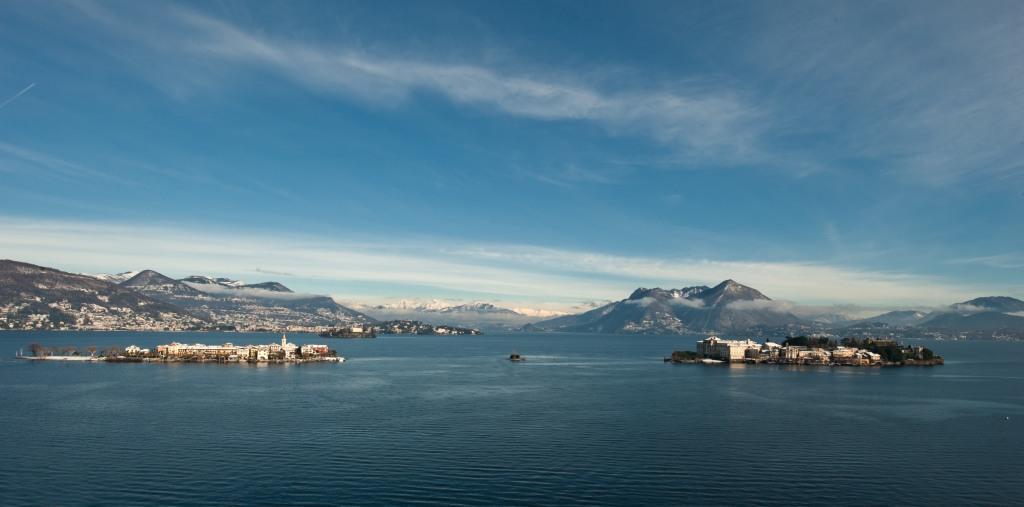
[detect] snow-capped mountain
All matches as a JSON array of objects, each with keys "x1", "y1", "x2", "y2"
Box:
[
  {"x1": 848, "y1": 297, "x2": 1024, "y2": 331},
  {"x1": 358, "y1": 299, "x2": 522, "y2": 315},
  {"x1": 240, "y1": 281, "x2": 292, "y2": 293},
  {"x1": 528, "y1": 280, "x2": 802, "y2": 334},
  {"x1": 351, "y1": 299, "x2": 558, "y2": 332},
  {"x1": 120, "y1": 269, "x2": 371, "y2": 329},
  {"x1": 3, "y1": 261, "x2": 203, "y2": 330},
  {"x1": 510, "y1": 307, "x2": 568, "y2": 318},
  {"x1": 439, "y1": 303, "x2": 520, "y2": 315},
  {"x1": 181, "y1": 275, "x2": 246, "y2": 288},
  {"x1": 122, "y1": 270, "x2": 204, "y2": 297},
  {"x1": 628, "y1": 286, "x2": 709, "y2": 301},
  {"x1": 357, "y1": 300, "x2": 568, "y2": 318},
  {"x1": 83, "y1": 271, "x2": 140, "y2": 284},
  {"x1": 182, "y1": 275, "x2": 293, "y2": 293}
]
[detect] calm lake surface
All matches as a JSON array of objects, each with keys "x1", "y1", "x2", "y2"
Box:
[{"x1": 1, "y1": 331, "x2": 1022, "y2": 506}]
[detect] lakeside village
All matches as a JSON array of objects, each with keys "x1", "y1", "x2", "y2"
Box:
[
  {"x1": 17, "y1": 335, "x2": 344, "y2": 364},
  {"x1": 667, "y1": 336, "x2": 943, "y2": 367},
  {"x1": 319, "y1": 321, "x2": 482, "y2": 338}
]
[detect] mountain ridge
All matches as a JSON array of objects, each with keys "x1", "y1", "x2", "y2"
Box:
[
  {"x1": 0, "y1": 260, "x2": 204, "y2": 330},
  {"x1": 528, "y1": 280, "x2": 799, "y2": 334},
  {"x1": 119, "y1": 268, "x2": 372, "y2": 330}
]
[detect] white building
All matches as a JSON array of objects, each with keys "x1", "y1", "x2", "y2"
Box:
[
  {"x1": 280, "y1": 335, "x2": 297, "y2": 359},
  {"x1": 697, "y1": 336, "x2": 760, "y2": 362}
]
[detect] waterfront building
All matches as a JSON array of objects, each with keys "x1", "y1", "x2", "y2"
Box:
[
  {"x1": 301, "y1": 344, "x2": 329, "y2": 357},
  {"x1": 783, "y1": 346, "x2": 805, "y2": 361},
  {"x1": 800, "y1": 348, "x2": 830, "y2": 364},
  {"x1": 695, "y1": 338, "x2": 887, "y2": 366},
  {"x1": 149, "y1": 335, "x2": 335, "y2": 363},
  {"x1": 278, "y1": 335, "x2": 298, "y2": 359},
  {"x1": 856, "y1": 350, "x2": 882, "y2": 365},
  {"x1": 697, "y1": 336, "x2": 760, "y2": 362},
  {"x1": 744, "y1": 341, "x2": 783, "y2": 361}
]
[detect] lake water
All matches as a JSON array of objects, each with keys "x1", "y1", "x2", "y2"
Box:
[{"x1": 1, "y1": 331, "x2": 1022, "y2": 505}]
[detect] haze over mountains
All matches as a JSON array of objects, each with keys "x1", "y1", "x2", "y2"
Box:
[
  {"x1": 848, "y1": 297, "x2": 1024, "y2": 332},
  {"x1": 2, "y1": 258, "x2": 1023, "y2": 338},
  {"x1": 525, "y1": 281, "x2": 1024, "y2": 337},
  {"x1": 350, "y1": 300, "x2": 564, "y2": 332},
  {"x1": 527, "y1": 280, "x2": 803, "y2": 334},
  {"x1": 116, "y1": 269, "x2": 371, "y2": 330}
]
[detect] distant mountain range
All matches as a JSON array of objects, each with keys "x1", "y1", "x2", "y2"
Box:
[
  {"x1": 1, "y1": 260, "x2": 371, "y2": 331},
  {"x1": 527, "y1": 280, "x2": 802, "y2": 334},
  {"x1": 181, "y1": 275, "x2": 293, "y2": 293},
  {"x1": 852, "y1": 310, "x2": 929, "y2": 327},
  {"x1": 4, "y1": 258, "x2": 1024, "y2": 338},
  {"x1": 845, "y1": 297, "x2": 1024, "y2": 333},
  {"x1": 357, "y1": 300, "x2": 525, "y2": 315},
  {"x1": 525, "y1": 280, "x2": 1024, "y2": 337},
  {"x1": 954, "y1": 296, "x2": 1024, "y2": 314},
  {"x1": 116, "y1": 269, "x2": 370, "y2": 330},
  {"x1": 352, "y1": 300, "x2": 558, "y2": 332}
]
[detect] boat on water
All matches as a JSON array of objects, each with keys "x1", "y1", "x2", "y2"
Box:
[{"x1": 509, "y1": 352, "x2": 525, "y2": 362}]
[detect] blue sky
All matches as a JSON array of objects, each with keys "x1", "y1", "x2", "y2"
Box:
[{"x1": 1, "y1": 0, "x2": 1022, "y2": 311}]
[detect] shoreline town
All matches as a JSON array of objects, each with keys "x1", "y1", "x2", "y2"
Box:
[
  {"x1": 667, "y1": 336, "x2": 943, "y2": 366},
  {"x1": 17, "y1": 335, "x2": 344, "y2": 364}
]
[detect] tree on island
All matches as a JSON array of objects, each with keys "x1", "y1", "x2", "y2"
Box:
[
  {"x1": 28, "y1": 343, "x2": 46, "y2": 357},
  {"x1": 782, "y1": 336, "x2": 836, "y2": 349},
  {"x1": 839, "y1": 337, "x2": 939, "y2": 363}
]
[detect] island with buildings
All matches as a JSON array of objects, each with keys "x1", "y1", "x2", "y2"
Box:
[
  {"x1": 667, "y1": 336, "x2": 943, "y2": 366},
  {"x1": 18, "y1": 335, "x2": 344, "y2": 364},
  {"x1": 320, "y1": 325, "x2": 377, "y2": 338}
]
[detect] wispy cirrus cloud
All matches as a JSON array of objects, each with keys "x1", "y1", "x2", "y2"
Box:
[
  {"x1": 15, "y1": 1, "x2": 1024, "y2": 188},
  {"x1": 0, "y1": 216, "x2": 1007, "y2": 309},
  {"x1": 949, "y1": 253, "x2": 1024, "y2": 270},
  {"x1": 747, "y1": 1, "x2": 1024, "y2": 186},
  {"x1": 0, "y1": 142, "x2": 131, "y2": 185},
  {"x1": 67, "y1": 2, "x2": 772, "y2": 167}
]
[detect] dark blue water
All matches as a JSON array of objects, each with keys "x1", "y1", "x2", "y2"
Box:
[{"x1": 1, "y1": 331, "x2": 1022, "y2": 506}]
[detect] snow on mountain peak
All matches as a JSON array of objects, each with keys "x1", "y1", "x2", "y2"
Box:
[
  {"x1": 83, "y1": 271, "x2": 140, "y2": 284},
  {"x1": 182, "y1": 275, "x2": 245, "y2": 288}
]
